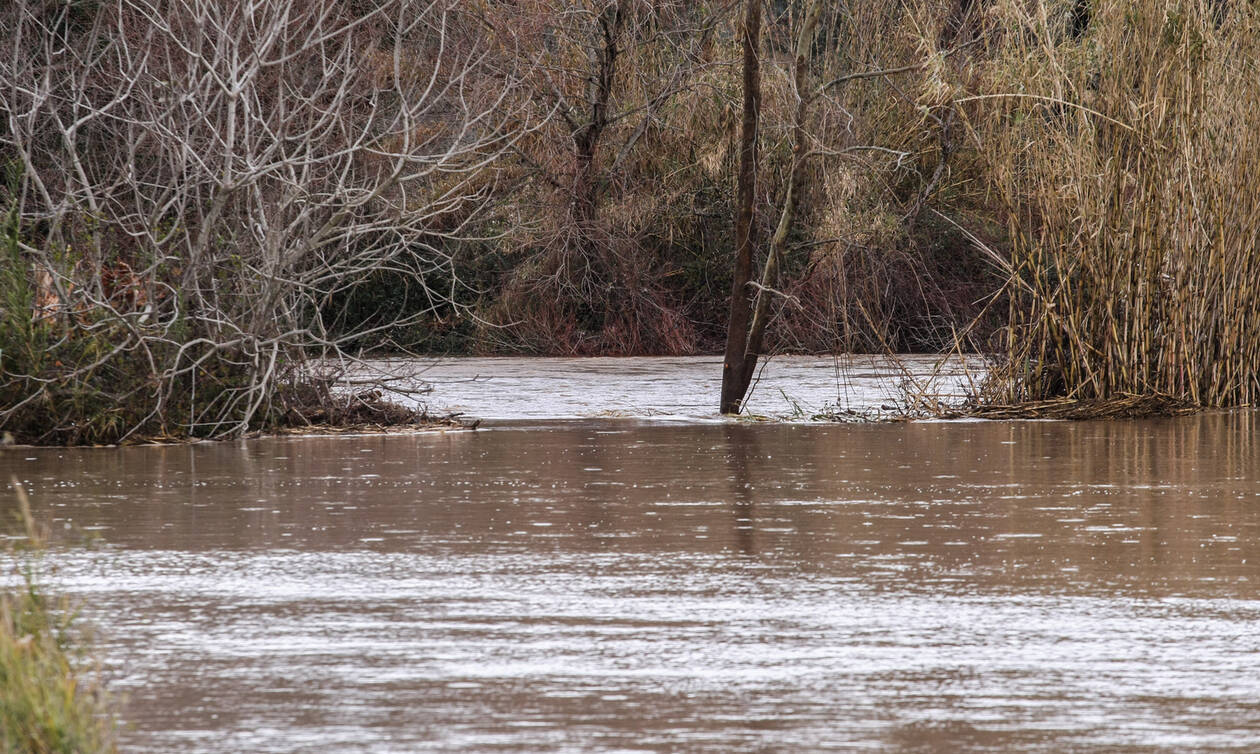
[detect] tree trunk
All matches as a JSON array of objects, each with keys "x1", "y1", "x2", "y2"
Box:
[
  {"x1": 721, "y1": 0, "x2": 822, "y2": 414},
  {"x1": 571, "y1": 2, "x2": 626, "y2": 223},
  {"x1": 719, "y1": 0, "x2": 763, "y2": 414}
]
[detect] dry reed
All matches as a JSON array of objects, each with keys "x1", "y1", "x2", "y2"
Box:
[{"x1": 971, "y1": 0, "x2": 1260, "y2": 409}]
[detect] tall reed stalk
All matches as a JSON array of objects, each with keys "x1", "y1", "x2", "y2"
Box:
[{"x1": 975, "y1": 0, "x2": 1260, "y2": 407}]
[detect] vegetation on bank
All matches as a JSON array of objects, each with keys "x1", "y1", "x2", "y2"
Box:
[
  {"x1": 2, "y1": 0, "x2": 1258, "y2": 441},
  {"x1": 2, "y1": 483, "x2": 116, "y2": 753},
  {"x1": 0, "y1": 0, "x2": 504, "y2": 443},
  {"x1": 976, "y1": 1, "x2": 1260, "y2": 409}
]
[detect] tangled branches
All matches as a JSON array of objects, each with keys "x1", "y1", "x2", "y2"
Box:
[{"x1": 0, "y1": 0, "x2": 529, "y2": 442}]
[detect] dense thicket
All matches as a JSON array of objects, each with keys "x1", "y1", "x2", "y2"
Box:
[
  {"x1": 976, "y1": 0, "x2": 1260, "y2": 407},
  {"x1": 356, "y1": 0, "x2": 1001, "y2": 356},
  {"x1": 2, "y1": 0, "x2": 1258, "y2": 440},
  {"x1": 0, "y1": 0, "x2": 523, "y2": 441}
]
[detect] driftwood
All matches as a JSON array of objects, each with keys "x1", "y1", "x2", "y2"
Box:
[{"x1": 942, "y1": 394, "x2": 1201, "y2": 421}]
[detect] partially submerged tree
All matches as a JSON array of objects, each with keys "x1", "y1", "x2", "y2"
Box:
[
  {"x1": 721, "y1": 0, "x2": 822, "y2": 414},
  {"x1": 719, "y1": 0, "x2": 765, "y2": 414},
  {"x1": 717, "y1": 1, "x2": 987, "y2": 413}
]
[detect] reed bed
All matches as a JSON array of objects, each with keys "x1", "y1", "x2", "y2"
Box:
[{"x1": 972, "y1": 0, "x2": 1260, "y2": 410}]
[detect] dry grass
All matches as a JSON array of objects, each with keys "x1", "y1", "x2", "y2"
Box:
[
  {"x1": 2, "y1": 481, "x2": 116, "y2": 754},
  {"x1": 264, "y1": 388, "x2": 474, "y2": 436},
  {"x1": 945, "y1": 393, "x2": 1199, "y2": 420}
]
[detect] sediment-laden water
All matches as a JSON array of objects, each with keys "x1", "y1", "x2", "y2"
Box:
[
  {"x1": 3, "y1": 357, "x2": 1259, "y2": 752},
  {"x1": 366, "y1": 354, "x2": 978, "y2": 420}
]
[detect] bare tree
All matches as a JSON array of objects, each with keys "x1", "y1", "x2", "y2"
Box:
[
  {"x1": 722, "y1": 0, "x2": 825, "y2": 414},
  {"x1": 471, "y1": 0, "x2": 732, "y2": 354},
  {"x1": 719, "y1": 0, "x2": 764, "y2": 414},
  {"x1": 0, "y1": 0, "x2": 531, "y2": 442},
  {"x1": 720, "y1": 0, "x2": 977, "y2": 413}
]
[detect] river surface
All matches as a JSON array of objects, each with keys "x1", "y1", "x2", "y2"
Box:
[
  {"x1": 3, "y1": 357, "x2": 1260, "y2": 752},
  {"x1": 369, "y1": 354, "x2": 978, "y2": 420}
]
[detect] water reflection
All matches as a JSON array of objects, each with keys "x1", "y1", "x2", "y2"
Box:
[
  {"x1": 724, "y1": 423, "x2": 760, "y2": 556},
  {"x1": 1, "y1": 411, "x2": 1259, "y2": 751}
]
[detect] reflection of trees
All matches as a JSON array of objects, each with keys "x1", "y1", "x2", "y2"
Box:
[
  {"x1": 5, "y1": 414, "x2": 1258, "y2": 594},
  {"x1": 723, "y1": 424, "x2": 760, "y2": 556}
]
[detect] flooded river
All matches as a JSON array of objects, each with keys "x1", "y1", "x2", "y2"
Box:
[
  {"x1": 372, "y1": 354, "x2": 978, "y2": 420},
  {"x1": 4, "y1": 357, "x2": 1260, "y2": 752}
]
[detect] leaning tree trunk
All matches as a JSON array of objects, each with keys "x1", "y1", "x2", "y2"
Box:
[
  {"x1": 721, "y1": 0, "x2": 822, "y2": 414},
  {"x1": 719, "y1": 0, "x2": 763, "y2": 414}
]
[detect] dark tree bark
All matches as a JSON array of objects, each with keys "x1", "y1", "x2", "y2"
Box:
[
  {"x1": 722, "y1": 0, "x2": 821, "y2": 414},
  {"x1": 720, "y1": 0, "x2": 763, "y2": 414},
  {"x1": 571, "y1": 2, "x2": 627, "y2": 223}
]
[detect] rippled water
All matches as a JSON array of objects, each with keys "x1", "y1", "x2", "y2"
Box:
[
  {"x1": 3, "y1": 358, "x2": 1260, "y2": 752},
  {"x1": 370, "y1": 354, "x2": 978, "y2": 420}
]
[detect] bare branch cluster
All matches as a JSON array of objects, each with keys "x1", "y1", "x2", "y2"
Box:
[
  {"x1": 0, "y1": 0, "x2": 529, "y2": 441},
  {"x1": 469, "y1": 0, "x2": 734, "y2": 355}
]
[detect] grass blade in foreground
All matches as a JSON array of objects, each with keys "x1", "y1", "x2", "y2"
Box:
[{"x1": 2, "y1": 480, "x2": 116, "y2": 754}]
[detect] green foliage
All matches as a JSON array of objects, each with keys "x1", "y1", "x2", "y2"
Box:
[
  {"x1": 1, "y1": 490, "x2": 116, "y2": 754},
  {"x1": 0, "y1": 225, "x2": 152, "y2": 444},
  {"x1": 0, "y1": 203, "x2": 39, "y2": 371},
  {"x1": 0, "y1": 187, "x2": 297, "y2": 443},
  {"x1": 0, "y1": 575, "x2": 115, "y2": 754}
]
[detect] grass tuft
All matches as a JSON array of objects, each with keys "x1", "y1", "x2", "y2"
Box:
[{"x1": 1, "y1": 480, "x2": 116, "y2": 754}]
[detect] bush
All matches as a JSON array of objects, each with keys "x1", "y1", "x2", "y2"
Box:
[{"x1": 0, "y1": 0, "x2": 521, "y2": 442}]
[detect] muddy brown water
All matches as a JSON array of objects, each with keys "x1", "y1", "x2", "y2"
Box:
[{"x1": 3, "y1": 358, "x2": 1260, "y2": 752}]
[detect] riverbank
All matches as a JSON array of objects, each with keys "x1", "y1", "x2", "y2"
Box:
[
  {"x1": 0, "y1": 388, "x2": 472, "y2": 448},
  {"x1": 4, "y1": 352, "x2": 1226, "y2": 449}
]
